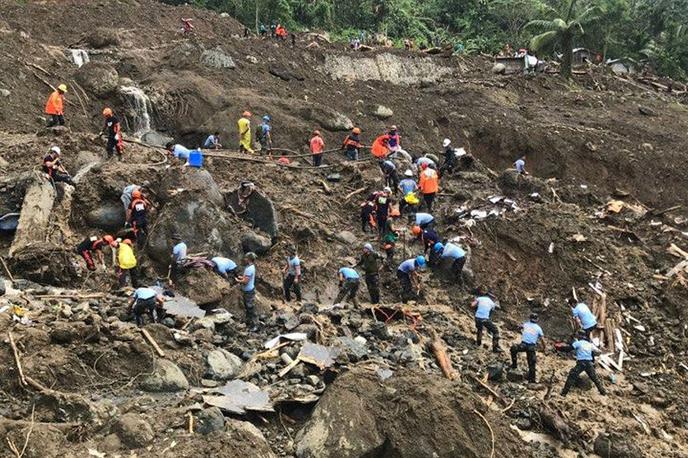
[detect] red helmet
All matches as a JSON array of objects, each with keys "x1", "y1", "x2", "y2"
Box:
[
  {"x1": 132, "y1": 190, "x2": 142, "y2": 199},
  {"x1": 411, "y1": 226, "x2": 422, "y2": 236}
]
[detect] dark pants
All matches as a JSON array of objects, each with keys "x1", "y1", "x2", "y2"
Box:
[
  {"x1": 383, "y1": 243, "x2": 395, "y2": 266},
  {"x1": 439, "y1": 159, "x2": 455, "y2": 177},
  {"x1": 171, "y1": 261, "x2": 185, "y2": 283},
  {"x1": 117, "y1": 267, "x2": 139, "y2": 288},
  {"x1": 385, "y1": 171, "x2": 399, "y2": 190},
  {"x1": 79, "y1": 250, "x2": 96, "y2": 271},
  {"x1": 107, "y1": 136, "x2": 123, "y2": 157},
  {"x1": 419, "y1": 220, "x2": 434, "y2": 230},
  {"x1": 361, "y1": 206, "x2": 374, "y2": 232},
  {"x1": 511, "y1": 342, "x2": 537, "y2": 382},
  {"x1": 397, "y1": 270, "x2": 414, "y2": 303},
  {"x1": 423, "y1": 193, "x2": 436, "y2": 212},
  {"x1": 346, "y1": 148, "x2": 359, "y2": 161},
  {"x1": 584, "y1": 324, "x2": 597, "y2": 339},
  {"x1": 52, "y1": 172, "x2": 75, "y2": 187},
  {"x1": 132, "y1": 220, "x2": 147, "y2": 248},
  {"x1": 243, "y1": 289, "x2": 257, "y2": 327},
  {"x1": 364, "y1": 273, "x2": 380, "y2": 304},
  {"x1": 283, "y1": 274, "x2": 302, "y2": 302},
  {"x1": 312, "y1": 153, "x2": 323, "y2": 167},
  {"x1": 475, "y1": 318, "x2": 500, "y2": 350},
  {"x1": 376, "y1": 213, "x2": 388, "y2": 236},
  {"x1": 335, "y1": 280, "x2": 359, "y2": 306},
  {"x1": 451, "y1": 256, "x2": 466, "y2": 277},
  {"x1": 561, "y1": 360, "x2": 606, "y2": 396},
  {"x1": 47, "y1": 114, "x2": 65, "y2": 127},
  {"x1": 133, "y1": 297, "x2": 158, "y2": 326}
]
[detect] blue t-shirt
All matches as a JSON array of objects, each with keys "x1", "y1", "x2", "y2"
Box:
[
  {"x1": 521, "y1": 321, "x2": 544, "y2": 345},
  {"x1": 388, "y1": 133, "x2": 400, "y2": 148},
  {"x1": 204, "y1": 135, "x2": 219, "y2": 148},
  {"x1": 515, "y1": 159, "x2": 525, "y2": 173},
  {"x1": 572, "y1": 303, "x2": 597, "y2": 329},
  {"x1": 259, "y1": 123, "x2": 271, "y2": 137},
  {"x1": 287, "y1": 256, "x2": 301, "y2": 275},
  {"x1": 416, "y1": 213, "x2": 434, "y2": 226},
  {"x1": 339, "y1": 267, "x2": 359, "y2": 280},
  {"x1": 572, "y1": 339, "x2": 597, "y2": 361},
  {"x1": 399, "y1": 178, "x2": 417, "y2": 195},
  {"x1": 134, "y1": 287, "x2": 156, "y2": 301},
  {"x1": 172, "y1": 242, "x2": 187, "y2": 261},
  {"x1": 173, "y1": 144, "x2": 191, "y2": 159},
  {"x1": 242, "y1": 264, "x2": 256, "y2": 292},
  {"x1": 442, "y1": 243, "x2": 465, "y2": 260},
  {"x1": 474, "y1": 296, "x2": 496, "y2": 319},
  {"x1": 398, "y1": 259, "x2": 416, "y2": 273},
  {"x1": 212, "y1": 257, "x2": 237, "y2": 274}
]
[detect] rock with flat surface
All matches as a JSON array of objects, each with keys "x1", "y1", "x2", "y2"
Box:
[
  {"x1": 206, "y1": 349, "x2": 244, "y2": 380},
  {"x1": 140, "y1": 359, "x2": 189, "y2": 392}
]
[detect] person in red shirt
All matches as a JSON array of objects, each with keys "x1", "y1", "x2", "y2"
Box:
[{"x1": 310, "y1": 130, "x2": 325, "y2": 167}]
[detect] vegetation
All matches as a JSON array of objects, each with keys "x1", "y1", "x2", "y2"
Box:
[{"x1": 165, "y1": 0, "x2": 688, "y2": 80}]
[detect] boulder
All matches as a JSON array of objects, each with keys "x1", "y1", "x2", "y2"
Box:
[
  {"x1": 86, "y1": 202, "x2": 125, "y2": 230},
  {"x1": 241, "y1": 231, "x2": 272, "y2": 255},
  {"x1": 201, "y1": 47, "x2": 236, "y2": 69},
  {"x1": 371, "y1": 104, "x2": 393, "y2": 119},
  {"x1": 75, "y1": 62, "x2": 119, "y2": 98},
  {"x1": 141, "y1": 131, "x2": 174, "y2": 147},
  {"x1": 0, "y1": 89, "x2": 9, "y2": 97},
  {"x1": 159, "y1": 167, "x2": 224, "y2": 206},
  {"x1": 299, "y1": 105, "x2": 353, "y2": 131},
  {"x1": 225, "y1": 188, "x2": 279, "y2": 239},
  {"x1": 206, "y1": 349, "x2": 244, "y2": 380},
  {"x1": 176, "y1": 268, "x2": 232, "y2": 306},
  {"x1": 195, "y1": 407, "x2": 226, "y2": 435},
  {"x1": 84, "y1": 27, "x2": 120, "y2": 48},
  {"x1": 115, "y1": 413, "x2": 154, "y2": 449},
  {"x1": 497, "y1": 169, "x2": 545, "y2": 196},
  {"x1": 594, "y1": 432, "x2": 644, "y2": 458},
  {"x1": 140, "y1": 359, "x2": 189, "y2": 392},
  {"x1": 492, "y1": 63, "x2": 506, "y2": 74},
  {"x1": 335, "y1": 231, "x2": 357, "y2": 245}
]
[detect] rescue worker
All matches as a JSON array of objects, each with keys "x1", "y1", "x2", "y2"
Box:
[
  {"x1": 440, "y1": 138, "x2": 456, "y2": 176},
  {"x1": 417, "y1": 226, "x2": 440, "y2": 254},
  {"x1": 397, "y1": 256, "x2": 426, "y2": 303},
  {"x1": 432, "y1": 242, "x2": 466, "y2": 276},
  {"x1": 115, "y1": 239, "x2": 138, "y2": 287},
  {"x1": 360, "y1": 197, "x2": 376, "y2": 233},
  {"x1": 181, "y1": 17, "x2": 195, "y2": 34},
  {"x1": 418, "y1": 163, "x2": 439, "y2": 211},
  {"x1": 169, "y1": 235, "x2": 187, "y2": 285},
  {"x1": 43, "y1": 146, "x2": 75, "y2": 186},
  {"x1": 76, "y1": 235, "x2": 116, "y2": 271},
  {"x1": 472, "y1": 286, "x2": 501, "y2": 352},
  {"x1": 568, "y1": 298, "x2": 598, "y2": 339},
  {"x1": 283, "y1": 247, "x2": 302, "y2": 303},
  {"x1": 121, "y1": 183, "x2": 150, "y2": 213},
  {"x1": 236, "y1": 252, "x2": 258, "y2": 331},
  {"x1": 514, "y1": 154, "x2": 528, "y2": 175},
  {"x1": 380, "y1": 159, "x2": 400, "y2": 190},
  {"x1": 45, "y1": 84, "x2": 67, "y2": 127},
  {"x1": 310, "y1": 130, "x2": 325, "y2": 167},
  {"x1": 204, "y1": 132, "x2": 222, "y2": 149},
  {"x1": 238, "y1": 111, "x2": 254, "y2": 154},
  {"x1": 416, "y1": 155, "x2": 436, "y2": 170},
  {"x1": 381, "y1": 218, "x2": 399, "y2": 266},
  {"x1": 374, "y1": 187, "x2": 393, "y2": 237},
  {"x1": 342, "y1": 127, "x2": 363, "y2": 161},
  {"x1": 510, "y1": 313, "x2": 544, "y2": 383},
  {"x1": 256, "y1": 115, "x2": 272, "y2": 152},
  {"x1": 387, "y1": 126, "x2": 403, "y2": 156},
  {"x1": 371, "y1": 133, "x2": 390, "y2": 160},
  {"x1": 560, "y1": 331, "x2": 607, "y2": 396},
  {"x1": 129, "y1": 287, "x2": 165, "y2": 327},
  {"x1": 126, "y1": 189, "x2": 148, "y2": 248},
  {"x1": 101, "y1": 107, "x2": 123, "y2": 159},
  {"x1": 355, "y1": 243, "x2": 383, "y2": 304},
  {"x1": 166, "y1": 142, "x2": 192, "y2": 162},
  {"x1": 211, "y1": 256, "x2": 238, "y2": 279},
  {"x1": 411, "y1": 212, "x2": 435, "y2": 230},
  {"x1": 334, "y1": 266, "x2": 360, "y2": 307}
]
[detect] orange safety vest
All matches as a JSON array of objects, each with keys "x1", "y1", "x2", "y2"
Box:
[
  {"x1": 45, "y1": 90, "x2": 64, "y2": 115},
  {"x1": 371, "y1": 135, "x2": 390, "y2": 159},
  {"x1": 419, "y1": 169, "x2": 439, "y2": 194}
]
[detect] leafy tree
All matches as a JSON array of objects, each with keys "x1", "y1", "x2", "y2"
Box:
[{"x1": 526, "y1": 0, "x2": 601, "y2": 77}]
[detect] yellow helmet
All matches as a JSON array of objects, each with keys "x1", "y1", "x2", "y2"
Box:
[
  {"x1": 57, "y1": 84, "x2": 68, "y2": 92},
  {"x1": 103, "y1": 107, "x2": 113, "y2": 117}
]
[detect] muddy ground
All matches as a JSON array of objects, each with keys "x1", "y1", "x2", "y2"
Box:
[{"x1": 1, "y1": 1, "x2": 688, "y2": 457}]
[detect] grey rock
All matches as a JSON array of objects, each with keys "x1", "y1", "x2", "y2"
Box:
[
  {"x1": 371, "y1": 104, "x2": 393, "y2": 119},
  {"x1": 206, "y1": 349, "x2": 244, "y2": 380},
  {"x1": 241, "y1": 231, "x2": 272, "y2": 255},
  {"x1": 141, "y1": 131, "x2": 174, "y2": 147},
  {"x1": 75, "y1": 62, "x2": 119, "y2": 98},
  {"x1": 201, "y1": 47, "x2": 236, "y2": 69},
  {"x1": 335, "y1": 231, "x2": 357, "y2": 245},
  {"x1": 195, "y1": 407, "x2": 226, "y2": 435},
  {"x1": 86, "y1": 203, "x2": 125, "y2": 230},
  {"x1": 594, "y1": 432, "x2": 644, "y2": 458},
  {"x1": 140, "y1": 359, "x2": 189, "y2": 392},
  {"x1": 115, "y1": 413, "x2": 154, "y2": 449},
  {"x1": 492, "y1": 63, "x2": 506, "y2": 74},
  {"x1": 305, "y1": 375, "x2": 320, "y2": 386},
  {"x1": 299, "y1": 105, "x2": 353, "y2": 131},
  {"x1": 337, "y1": 336, "x2": 368, "y2": 361},
  {"x1": 246, "y1": 55, "x2": 258, "y2": 64},
  {"x1": 0, "y1": 89, "x2": 10, "y2": 97}
]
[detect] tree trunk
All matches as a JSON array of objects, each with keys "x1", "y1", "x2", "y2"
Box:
[{"x1": 561, "y1": 32, "x2": 573, "y2": 78}]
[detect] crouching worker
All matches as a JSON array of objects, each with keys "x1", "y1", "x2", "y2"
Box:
[
  {"x1": 211, "y1": 256, "x2": 238, "y2": 280},
  {"x1": 510, "y1": 313, "x2": 544, "y2": 383},
  {"x1": 129, "y1": 287, "x2": 165, "y2": 327},
  {"x1": 432, "y1": 242, "x2": 466, "y2": 277},
  {"x1": 559, "y1": 330, "x2": 607, "y2": 396},
  {"x1": 334, "y1": 267, "x2": 360, "y2": 307},
  {"x1": 396, "y1": 256, "x2": 425, "y2": 303},
  {"x1": 76, "y1": 235, "x2": 116, "y2": 271}
]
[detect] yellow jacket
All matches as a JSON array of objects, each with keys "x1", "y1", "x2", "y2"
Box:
[{"x1": 118, "y1": 244, "x2": 137, "y2": 269}]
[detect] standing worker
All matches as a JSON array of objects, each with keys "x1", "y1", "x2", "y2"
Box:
[
  {"x1": 440, "y1": 138, "x2": 456, "y2": 176},
  {"x1": 472, "y1": 286, "x2": 501, "y2": 352},
  {"x1": 310, "y1": 130, "x2": 325, "y2": 167},
  {"x1": 342, "y1": 127, "x2": 363, "y2": 161},
  {"x1": 283, "y1": 247, "x2": 302, "y2": 303},
  {"x1": 418, "y1": 163, "x2": 439, "y2": 211},
  {"x1": 381, "y1": 218, "x2": 399, "y2": 266},
  {"x1": 355, "y1": 243, "x2": 384, "y2": 304},
  {"x1": 44, "y1": 84, "x2": 67, "y2": 127},
  {"x1": 387, "y1": 126, "x2": 403, "y2": 156},
  {"x1": 510, "y1": 313, "x2": 544, "y2": 383},
  {"x1": 374, "y1": 187, "x2": 393, "y2": 237},
  {"x1": 129, "y1": 287, "x2": 165, "y2": 327},
  {"x1": 42, "y1": 146, "x2": 76, "y2": 187},
  {"x1": 126, "y1": 190, "x2": 149, "y2": 248},
  {"x1": 236, "y1": 252, "x2": 259, "y2": 331},
  {"x1": 380, "y1": 159, "x2": 399, "y2": 190},
  {"x1": 568, "y1": 297, "x2": 598, "y2": 339},
  {"x1": 76, "y1": 235, "x2": 116, "y2": 271},
  {"x1": 398, "y1": 170, "x2": 418, "y2": 214},
  {"x1": 115, "y1": 239, "x2": 138, "y2": 287},
  {"x1": 559, "y1": 331, "x2": 607, "y2": 396},
  {"x1": 101, "y1": 107, "x2": 124, "y2": 159},
  {"x1": 169, "y1": 235, "x2": 187, "y2": 285},
  {"x1": 256, "y1": 115, "x2": 273, "y2": 152},
  {"x1": 396, "y1": 256, "x2": 426, "y2": 303},
  {"x1": 334, "y1": 266, "x2": 360, "y2": 307},
  {"x1": 238, "y1": 111, "x2": 254, "y2": 154}
]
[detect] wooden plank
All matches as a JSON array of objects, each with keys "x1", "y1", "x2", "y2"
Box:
[{"x1": 140, "y1": 328, "x2": 165, "y2": 357}]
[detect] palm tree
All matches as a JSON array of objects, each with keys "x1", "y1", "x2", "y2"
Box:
[{"x1": 526, "y1": 0, "x2": 600, "y2": 78}]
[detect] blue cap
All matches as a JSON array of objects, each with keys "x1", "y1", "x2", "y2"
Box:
[
  {"x1": 433, "y1": 242, "x2": 444, "y2": 253},
  {"x1": 416, "y1": 255, "x2": 426, "y2": 267},
  {"x1": 263, "y1": 115, "x2": 271, "y2": 121},
  {"x1": 363, "y1": 243, "x2": 373, "y2": 251}
]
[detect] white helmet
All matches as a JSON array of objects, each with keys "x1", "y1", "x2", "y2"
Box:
[
  {"x1": 404, "y1": 169, "x2": 413, "y2": 177},
  {"x1": 50, "y1": 146, "x2": 61, "y2": 155},
  {"x1": 442, "y1": 138, "x2": 451, "y2": 147}
]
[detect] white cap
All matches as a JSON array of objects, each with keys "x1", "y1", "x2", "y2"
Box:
[
  {"x1": 50, "y1": 146, "x2": 61, "y2": 155},
  {"x1": 442, "y1": 138, "x2": 451, "y2": 147},
  {"x1": 404, "y1": 169, "x2": 413, "y2": 177},
  {"x1": 383, "y1": 186, "x2": 392, "y2": 193}
]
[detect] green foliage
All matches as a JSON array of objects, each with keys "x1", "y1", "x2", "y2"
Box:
[{"x1": 168, "y1": 0, "x2": 688, "y2": 80}]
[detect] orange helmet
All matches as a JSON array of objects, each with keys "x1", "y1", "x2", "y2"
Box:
[
  {"x1": 103, "y1": 235, "x2": 116, "y2": 246},
  {"x1": 243, "y1": 111, "x2": 252, "y2": 117},
  {"x1": 352, "y1": 127, "x2": 361, "y2": 135},
  {"x1": 411, "y1": 225, "x2": 422, "y2": 236},
  {"x1": 132, "y1": 190, "x2": 142, "y2": 199},
  {"x1": 102, "y1": 107, "x2": 113, "y2": 117},
  {"x1": 122, "y1": 239, "x2": 133, "y2": 246}
]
